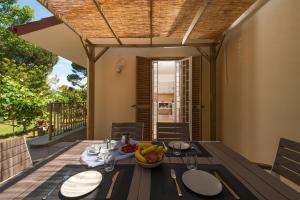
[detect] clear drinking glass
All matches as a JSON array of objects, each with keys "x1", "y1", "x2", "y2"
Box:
[
  {"x1": 185, "y1": 151, "x2": 197, "y2": 170},
  {"x1": 104, "y1": 151, "x2": 115, "y2": 172},
  {"x1": 172, "y1": 142, "x2": 182, "y2": 156}
]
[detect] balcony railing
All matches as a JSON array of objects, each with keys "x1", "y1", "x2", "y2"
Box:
[{"x1": 47, "y1": 102, "x2": 86, "y2": 140}]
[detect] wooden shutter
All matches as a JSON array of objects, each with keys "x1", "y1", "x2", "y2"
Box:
[
  {"x1": 136, "y1": 57, "x2": 152, "y2": 140},
  {"x1": 192, "y1": 56, "x2": 202, "y2": 140}
]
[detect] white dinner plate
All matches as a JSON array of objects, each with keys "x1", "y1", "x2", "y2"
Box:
[
  {"x1": 168, "y1": 141, "x2": 190, "y2": 150},
  {"x1": 60, "y1": 171, "x2": 102, "y2": 198},
  {"x1": 182, "y1": 170, "x2": 222, "y2": 196}
]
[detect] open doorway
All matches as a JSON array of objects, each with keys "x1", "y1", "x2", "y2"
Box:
[{"x1": 152, "y1": 59, "x2": 192, "y2": 139}]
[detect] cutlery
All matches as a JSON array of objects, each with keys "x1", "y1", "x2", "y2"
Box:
[
  {"x1": 191, "y1": 143, "x2": 202, "y2": 154},
  {"x1": 106, "y1": 171, "x2": 120, "y2": 199},
  {"x1": 162, "y1": 142, "x2": 168, "y2": 150},
  {"x1": 170, "y1": 169, "x2": 183, "y2": 197},
  {"x1": 42, "y1": 175, "x2": 70, "y2": 200},
  {"x1": 214, "y1": 171, "x2": 240, "y2": 200}
]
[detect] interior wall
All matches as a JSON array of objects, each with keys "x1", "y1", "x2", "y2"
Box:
[
  {"x1": 217, "y1": 0, "x2": 300, "y2": 164},
  {"x1": 94, "y1": 47, "x2": 212, "y2": 139}
]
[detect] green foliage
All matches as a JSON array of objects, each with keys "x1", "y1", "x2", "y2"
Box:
[
  {"x1": 52, "y1": 86, "x2": 87, "y2": 103},
  {"x1": 67, "y1": 62, "x2": 87, "y2": 88},
  {"x1": 0, "y1": 76, "x2": 49, "y2": 131},
  {"x1": 0, "y1": 57, "x2": 52, "y2": 94},
  {"x1": 0, "y1": 27, "x2": 58, "y2": 66},
  {"x1": 0, "y1": 0, "x2": 34, "y2": 28}
]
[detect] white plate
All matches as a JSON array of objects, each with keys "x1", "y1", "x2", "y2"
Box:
[
  {"x1": 168, "y1": 141, "x2": 190, "y2": 150},
  {"x1": 60, "y1": 171, "x2": 102, "y2": 198},
  {"x1": 182, "y1": 170, "x2": 222, "y2": 196}
]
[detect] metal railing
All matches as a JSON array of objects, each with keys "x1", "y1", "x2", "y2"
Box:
[{"x1": 47, "y1": 102, "x2": 87, "y2": 140}]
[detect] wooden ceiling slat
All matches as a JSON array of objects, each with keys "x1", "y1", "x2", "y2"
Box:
[{"x1": 39, "y1": 0, "x2": 256, "y2": 40}]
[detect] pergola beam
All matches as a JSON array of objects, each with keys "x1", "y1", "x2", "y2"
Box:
[
  {"x1": 149, "y1": 0, "x2": 153, "y2": 45},
  {"x1": 80, "y1": 37, "x2": 91, "y2": 59},
  {"x1": 87, "y1": 45, "x2": 95, "y2": 140},
  {"x1": 94, "y1": 47, "x2": 109, "y2": 62},
  {"x1": 222, "y1": 0, "x2": 270, "y2": 36},
  {"x1": 196, "y1": 47, "x2": 210, "y2": 61},
  {"x1": 210, "y1": 44, "x2": 217, "y2": 141},
  {"x1": 182, "y1": 1, "x2": 208, "y2": 45},
  {"x1": 91, "y1": 43, "x2": 215, "y2": 48},
  {"x1": 216, "y1": 34, "x2": 226, "y2": 59},
  {"x1": 92, "y1": 0, "x2": 122, "y2": 45}
]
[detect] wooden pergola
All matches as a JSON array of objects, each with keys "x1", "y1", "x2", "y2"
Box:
[{"x1": 37, "y1": 0, "x2": 269, "y2": 140}]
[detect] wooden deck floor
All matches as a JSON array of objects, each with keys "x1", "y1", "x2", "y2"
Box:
[{"x1": 28, "y1": 127, "x2": 86, "y2": 161}]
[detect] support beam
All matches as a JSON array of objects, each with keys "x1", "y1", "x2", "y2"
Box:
[
  {"x1": 149, "y1": 0, "x2": 153, "y2": 45},
  {"x1": 210, "y1": 45, "x2": 217, "y2": 141},
  {"x1": 222, "y1": 0, "x2": 270, "y2": 36},
  {"x1": 92, "y1": 0, "x2": 122, "y2": 45},
  {"x1": 87, "y1": 45, "x2": 95, "y2": 140},
  {"x1": 80, "y1": 37, "x2": 90, "y2": 59},
  {"x1": 94, "y1": 47, "x2": 109, "y2": 62},
  {"x1": 216, "y1": 34, "x2": 226, "y2": 59},
  {"x1": 182, "y1": 1, "x2": 208, "y2": 45},
  {"x1": 196, "y1": 47, "x2": 210, "y2": 61},
  {"x1": 92, "y1": 43, "x2": 214, "y2": 48}
]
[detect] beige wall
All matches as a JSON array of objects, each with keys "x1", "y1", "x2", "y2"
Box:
[
  {"x1": 94, "y1": 47, "x2": 212, "y2": 139},
  {"x1": 217, "y1": 0, "x2": 300, "y2": 165}
]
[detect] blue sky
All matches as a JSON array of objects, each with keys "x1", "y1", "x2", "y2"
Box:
[{"x1": 17, "y1": 0, "x2": 75, "y2": 89}]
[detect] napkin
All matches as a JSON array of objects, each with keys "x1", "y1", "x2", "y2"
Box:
[{"x1": 80, "y1": 142, "x2": 135, "y2": 168}]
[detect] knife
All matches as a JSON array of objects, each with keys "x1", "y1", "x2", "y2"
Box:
[
  {"x1": 214, "y1": 171, "x2": 240, "y2": 199},
  {"x1": 106, "y1": 171, "x2": 120, "y2": 199}
]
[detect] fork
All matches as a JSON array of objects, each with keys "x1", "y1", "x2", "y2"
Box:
[{"x1": 170, "y1": 169, "x2": 183, "y2": 197}]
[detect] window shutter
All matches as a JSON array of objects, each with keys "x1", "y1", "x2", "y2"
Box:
[{"x1": 136, "y1": 56, "x2": 152, "y2": 140}]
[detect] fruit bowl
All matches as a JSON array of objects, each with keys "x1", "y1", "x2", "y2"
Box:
[
  {"x1": 134, "y1": 143, "x2": 166, "y2": 168},
  {"x1": 135, "y1": 158, "x2": 163, "y2": 168}
]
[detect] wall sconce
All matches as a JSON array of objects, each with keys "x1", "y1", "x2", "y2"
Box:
[{"x1": 115, "y1": 58, "x2": 126, "y2": 73}]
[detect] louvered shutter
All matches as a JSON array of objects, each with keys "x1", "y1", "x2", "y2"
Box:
[{"x1": 136, "y1": 57, "x2": 152, "y2": 140}]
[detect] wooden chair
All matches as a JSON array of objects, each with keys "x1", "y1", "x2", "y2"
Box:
[
  {"x1": 156, "y1": 122, "x2": 190, "y2": 141},
  {"x1": 258, "y1": 138, "x2": 300, "y2": 186},
  {"x1": 111, "y1": 122, "x2": 144, "y2": 141},
  {"x1": 0, "y1": 136, "x2": 32, "y2": 183}
]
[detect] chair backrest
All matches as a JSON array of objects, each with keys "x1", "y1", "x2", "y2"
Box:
[
  {"x1": 157, "y1": 122, "x2": 190, "y2": 141},
  {"x1": 111, "y1": 122, "x2": 144, "y2": 141},
  {"x1": 0, "y1": 136, "x2": 32, "y2": 183},
  {"x1": 272, "y1": 138, "x2": 300, "y2": 185}
]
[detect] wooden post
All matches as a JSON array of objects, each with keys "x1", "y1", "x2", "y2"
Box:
[
  {"x1": 210, "y1": 45, "x2": 217, "y2": 141},
  {"x1": 87, "y1": 45, "x2": 95, "y2": 140},
  {"x1": 48, "y1": 103, "x2": 53, "y2": 141}
]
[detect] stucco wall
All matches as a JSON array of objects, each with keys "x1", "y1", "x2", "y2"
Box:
[
  {"x1": 94, "y1": 47, "x2": 211, "y2": 140},
  {"x1": 217, "y1": 0, "x2": 300, "y2": 165}
]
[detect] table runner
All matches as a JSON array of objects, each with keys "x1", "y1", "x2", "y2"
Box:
[
  {"x1": 153, "y1": 142, "x2": 212, "y2": 157},
  {"x1": 23, "y1": 164, "x2": 135, "y2": 200},
  {"x1": 150, "y1": 163, "x2": 258, "y2": 200}
]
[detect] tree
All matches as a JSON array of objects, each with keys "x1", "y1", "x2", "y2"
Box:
[
  {"x1": 0, "y1": 0, "x2": 34, "y2": 28},
  {"x1": 67, "y1": 63, "x2": 87, "y2": 88},
  {"x1": 52, "y1": 86, "x2": 86, "y2": 103},
  {"x1": 0, "y1": 76, "x2": 49, "y2": 131}
]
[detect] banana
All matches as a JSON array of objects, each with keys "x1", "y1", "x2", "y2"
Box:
[
  {"x1": 155, "y1": 146, "x2": 164, "y2": 153},
  {"x1": 138, "y1": 143, "x2": 152, "y2": 150},
  {"x1": 135, "y1": 150, "x2": 147, "y2": 163},
  {"x1": 141, "y1": 145, "x2": 158, "y2": 155}
]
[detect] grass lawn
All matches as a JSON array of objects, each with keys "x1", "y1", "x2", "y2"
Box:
[{"x1": 0, "y1": 118, "x2": 35, "y2": 138}]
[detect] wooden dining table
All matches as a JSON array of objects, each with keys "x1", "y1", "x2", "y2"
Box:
[{"x1": 0, "y1": 140, "x2": 298, "y2": 200}]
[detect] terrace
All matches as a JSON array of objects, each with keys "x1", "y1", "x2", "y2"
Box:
[{"x1": 0, "y1": 0, "x2": 299, "y2": 199}]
